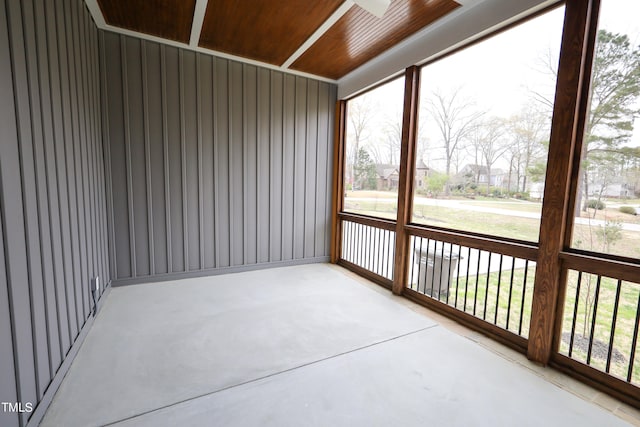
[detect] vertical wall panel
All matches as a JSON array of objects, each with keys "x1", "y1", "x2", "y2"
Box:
[
  {"x1": 257, "y1": 68, "x2": 271, "y2": 264},
  {"x1": 316, "y1": 83, "x2": 331, "y2": 257},
  {"x1": 53, "y1": 0, "x2": 79, "y2": 341},
  {"x1": 269, "y1": 72, "x2": 284, "y2": 262},
  {"x1": 244, "y1": 65, "x2": 258, "y2": 266},
  {"x1": 305, "y1": 80, "x2": 319, "y2": 259},
  {"x1": 32, "y1": 0, "x2": 62, "y2": 378},
  {"x1": 0, "y1": 2, "x2": 37, "y2": 425},
  {"x1": 6, "y1": 0, "x2": 50, "y2": 401},
  {"x1": 2, "y1": 0, "x2": 110, "y2": 424},
  {"x1": 200, "y1": 55, "x2": 215, "y2": 270},
  {"x1": 325, "y1": 85, "x2": 337, "y2": 253},
  {"x1": 166, "y1": 46, "x2": 185, "y2": 273},
  {"x1": 0, "y1": 200, "x2": 18, "y2": 427},
  {"x1": 293, "y1": 77, "x2": 307, "y2": 260},
  {"x1": 146, "y1": 43, "x2": 167, "y2": 275},
  {"x1": 282, "y1": 74, "x2": 296, "y2": 261},
  {"x1": 45, "y1": 0, "x2": 71, "y2": 356},
  {"x1": 229, "y1": 61, "x2": 244, "y2": 266},
  {"x1": 2, "y1": 2, "x2": 41, "y2": 421},
  {"x1": 183, "y1": 50, "x2": 200, "y2": 271},
  {"x1": 102, "y1": 34, "x2": 336, "y2": 284},
  {"x1": 43, "y1": 0, "x2": 72, "y2": 357},
  {"x1": 215, "y1": 58, "x2": 230, "y2": 268},
  {"x1": 64, "y1": 0, "x2": 85, "y2": 327},
  {"x1": 126, "y1": 38, "x2": 150, "y2": 277},
  {"x1": 104, "y1": 33, "x2": 131, "y2": 279}
]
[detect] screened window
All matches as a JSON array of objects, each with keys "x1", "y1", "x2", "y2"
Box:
[
  {"x1": 343, "y1": 77, "x2": 404, "y2": 219},
  {"x1": 570, "y1": 0, "x2": 640, "y2": 258},
  {"x1": 411, "y1": 7, "x2": 565, "y2": 242}
]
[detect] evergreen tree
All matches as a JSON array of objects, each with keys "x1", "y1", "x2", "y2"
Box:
[
  {"x1": 354, "y1": 148, "x2": 378, "y2": 190},
  {"x1": 580, "y1": 30, "x2": 640, "y2": 210}
]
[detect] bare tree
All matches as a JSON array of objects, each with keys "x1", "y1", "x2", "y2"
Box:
[
  {"x1": 425, "y1": 88, "x2": 484, "y2": 195},
  {"x1": 347, "y1": 95, "x2": 376, "y2": 187},
  {"x1": 474, "y1": 118, "x2": 510, "y2": 194},
  {"x1": 382, "y1": 117, "x2": 402, "y2": 165},
  {"x1": 505, "y1": 108, "x2": 549, "y2": 192}
]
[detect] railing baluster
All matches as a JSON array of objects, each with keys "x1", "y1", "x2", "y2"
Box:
[
  {"x1": 411, "y1": 236, "x2": 422, "y2": 292},
  {"x1": 494, "y1": 254, "x2": 503, "y2": 325},
  {"x1": 605, "y1": 279, "x2": 622, "y2": 373},
  {"x1": 586, "y1": 275, "x2": 602, "y2": 365},
  {"x1": 383, "y1": 230, "x2": 389, "y2": 279},
  {"x1": 350, "y1": 222, "x2": 355, "y2": 263},
  {"x1": 506, "y1": 256, "x2": 516, "y2": 331},
  {"x1": 446, "y1": 243, "x2": 454, "y2": 305},
  {"x1": 473, "y1": 250, "x2": 482, "y2": 316},
  {"x1": 483, "y1": 252, "x2": 492, "y2": 320},
  {"x1": 430, "y1": 240, "x2": 437, "y2": 298},
  {"x1": 464, "y1": 246, "x2": 471, "y2": 312},
  {"x1": 568, "y1": 271, "x2": 582, "y2": 358},
  {"x1": 627, "y1": 291, "x2": 640, "y2": 382},
  {"x1": 518, "y1": 260, "x2": 529, "y2": 336},
  {"x1": 438, "y1": 242, "x2": 446, "y2": 300},
  {"x1": 390, "y1": 230, "x2": 396, "y2": 280},
  {"x1": 376, "y1": 226, "x2": 382, "y2": 276},
  {"x1": 357, "y1": 223, "x2": 363, "y2": 267},
  {"x1": 428, "y1": 239, "x2": 435, "y2": 295},
  {"x1": 345, "y1": 221, "x2": 351, "y2": 262},
  {"x1": 454, "y1": 245, "x2": 461, "y2": 309},
  {"x1": 367, "y1": 226, "x2": 373, "y2": 272}
]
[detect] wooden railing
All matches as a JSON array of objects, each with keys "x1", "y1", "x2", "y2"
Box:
[
  {"x1": 552, "y1": 251, "x2": 640, "y2": 406},
  {"x1": 338, "y1": 212, "x2": 395, "y2": 289},
  {"x1": 403, "y1": 226, "x2": 538, "y2": 352}
]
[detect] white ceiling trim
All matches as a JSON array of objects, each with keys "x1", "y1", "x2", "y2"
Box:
[
  {"x1": 281, "y1": 1, "x2": 354, "y2": 68},
  {"x1": 84, "y1": 0, "x2": 106, "y2": 27},
  {"x1": 189, "y1": 0, "x2": 209, "y2": 47},
  {"x1": 82, "y1": 0, "x2": 337, "y2": 83}
]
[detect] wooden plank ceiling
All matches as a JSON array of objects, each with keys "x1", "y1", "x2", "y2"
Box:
[
  {"x1": 198, "y1": 0, "x2": 344, "y2": 66},
  {"x1": 94, "y1": 0, "x2": 461, "y2": 80},
  {"x1": 291, "y1": 0, "x2": 461, "y2": 79},
  {"x1": 98, "y1": 0, "x2": 197, "y2": 43}
]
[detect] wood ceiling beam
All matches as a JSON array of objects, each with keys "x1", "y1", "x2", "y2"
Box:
[
  {"x1": 189, "y1": 0, "x2": 209, "y2": 47},
  {"x1": 84, "y1": 0, "x2": 106, "y2": 27},
  {"x1": 281, "y1": 1, "x2": 354, "y2": 68}
]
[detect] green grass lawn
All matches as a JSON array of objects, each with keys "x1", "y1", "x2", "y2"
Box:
[
  {"x1": 345, "y1": 192, "x2": 640, "y2": 384},
  {"x1": 408, "y1": 261, "x2": 640, "y2": 385},
  {"x1": 346, "y1": 195, "x2": 640, "y2": 258},
  {"x1": 558, "y1": 272, "x2": 640, "y2": 385}
]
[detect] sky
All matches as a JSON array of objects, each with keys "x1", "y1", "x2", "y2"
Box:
[{"x1": 348, "y1": 0, "x2": 640, "y2": 171}]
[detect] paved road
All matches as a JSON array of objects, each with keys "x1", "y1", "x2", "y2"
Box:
[{"x1": 347, "y1": 196, "x2": 640, "y2": 232}]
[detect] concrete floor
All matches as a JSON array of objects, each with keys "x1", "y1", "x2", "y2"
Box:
[{"x1": 41, "y1": 264, "x2": 636, "y2": 427}]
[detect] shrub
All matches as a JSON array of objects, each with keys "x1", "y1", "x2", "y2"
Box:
[
  {"x1": 619, "y1": 206, "x2": 637, "y2": 215},
  {"x1": 586, "y1": 199, "x2": 606, "y2": 210}
]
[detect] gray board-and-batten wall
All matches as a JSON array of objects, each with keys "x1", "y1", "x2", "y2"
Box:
[
  {"x1": 0, "y1": 2, "x2": 337, "y2": 425},
  {"x1": 101, "y1": 32, "x2": 336, "y2": 286},
  {"x1": 1, "y1": 0, "x2": 109, "y2": 426}
]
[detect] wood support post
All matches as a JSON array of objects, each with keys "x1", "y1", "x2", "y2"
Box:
[
  {"x1": 330, "y1": 100, "x2": 347, "y2": 263},
  {"x1": 392, "y1": 66, "x2": 420, "y2": 295},
  {"x1": 528, "y1": 0, "x2": 599, "y2": 364}
]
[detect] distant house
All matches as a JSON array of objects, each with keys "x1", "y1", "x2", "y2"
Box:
[
  {"x1": 588, "y1": 182, "x2": 633, "y2": 198},
  {"x1": 375, "y1": 164, "x2": 399, "y2": 191},
  {"x1": 374, "y1": 161, "x2": 438, "y2": 191},
  {"x1": 414, "y1": 160, "x2": 436, "y2": 190},
  {"x1": 454, "y1": 164, "x2": 506, "y2": 188}
]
